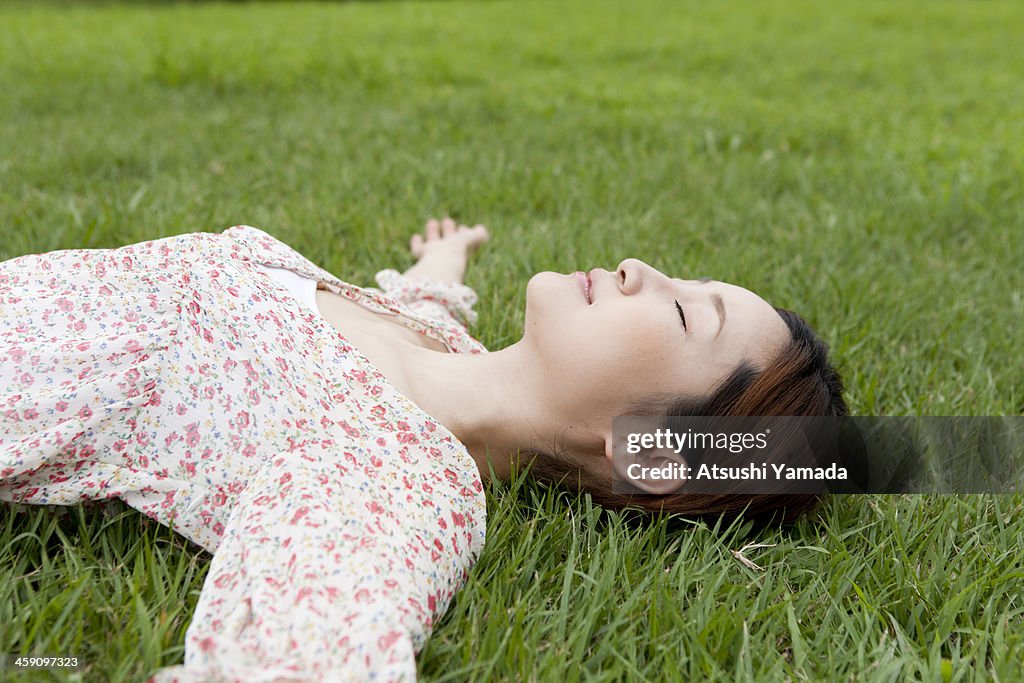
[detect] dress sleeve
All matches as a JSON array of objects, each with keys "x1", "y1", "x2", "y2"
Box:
[
  {"x1": 373, "y1": 270, "x2": 479, "y2": 329},
  {"x1": 148, "y1": 442, "x2": 473, "y2": 683}
]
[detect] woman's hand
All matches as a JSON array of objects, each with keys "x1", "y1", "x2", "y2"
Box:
[{"x1": 403, "y1": 217, "x2": 489, "y2": 284}]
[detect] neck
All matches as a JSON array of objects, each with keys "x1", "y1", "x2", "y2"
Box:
[{"x1": 396, "y1": 339, "x2": 561, "y2": 481}]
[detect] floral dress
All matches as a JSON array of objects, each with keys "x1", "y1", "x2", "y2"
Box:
[{"x1": 0, "y1": 225, "x2": 489, "y2": 682}]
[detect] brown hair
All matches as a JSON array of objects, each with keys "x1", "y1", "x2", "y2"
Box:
[{"x1": 525, "y1": 307, "x2": 848, "y2": 525}]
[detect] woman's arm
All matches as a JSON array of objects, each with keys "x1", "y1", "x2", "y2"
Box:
[{"x1": 402, "y1": 217, "x2": 489, "y2": 285}]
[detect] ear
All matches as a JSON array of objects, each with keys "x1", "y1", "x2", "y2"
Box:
[{"x1": 604, "y1": 430, "x2": 687, "y2": 496}]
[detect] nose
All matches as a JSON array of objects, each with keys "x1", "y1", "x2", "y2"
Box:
[{"x1": 615, "y1": 258, "x2": 655, "y2": 295}]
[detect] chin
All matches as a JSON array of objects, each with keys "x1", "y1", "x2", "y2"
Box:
[
  {"x1": 525, "y1": 271, "x2": 565, "y2": 303},
  {"x1": 523, "y1": 272, "x2": 572, "y2": 337}
]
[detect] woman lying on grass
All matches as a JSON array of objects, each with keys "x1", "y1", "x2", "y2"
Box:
[{"x1": 0, "y1": 218, "x2": 845, "y2": 682}]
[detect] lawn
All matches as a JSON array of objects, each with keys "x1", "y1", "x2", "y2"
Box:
[{"x1": 1, "y1": 0, "x2": 1022, "y2": 680}]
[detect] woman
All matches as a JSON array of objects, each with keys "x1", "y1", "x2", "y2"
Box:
[{"x1": 0, "y1": 218, "x2": 845, "y2": 681}]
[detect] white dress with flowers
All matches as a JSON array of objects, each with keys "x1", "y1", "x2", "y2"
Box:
[{"x1": 0, "y1": 225, "x2": 488, "y2": 682}]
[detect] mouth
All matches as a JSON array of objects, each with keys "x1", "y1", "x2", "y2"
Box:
[{"x1": 574, "y1": 271, "x2": 592, "y2": 304}]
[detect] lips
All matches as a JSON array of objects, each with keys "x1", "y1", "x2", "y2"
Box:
[{"x1": 574, "y1": 271, "x2": 591, "y2": 303}]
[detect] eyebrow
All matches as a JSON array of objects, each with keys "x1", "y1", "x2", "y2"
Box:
[
  {"x1": 711, "y1": 293, "x2": 726, "y2": 338},
  {"x1": 689, "y1": 278, "x2": 726, "y2": 336}
]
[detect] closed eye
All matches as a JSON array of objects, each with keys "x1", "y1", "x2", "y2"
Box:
[{"x1": 674, "y1": 299, "x2": 687, "y2": 332}]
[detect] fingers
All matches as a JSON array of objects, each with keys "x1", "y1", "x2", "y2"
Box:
[
  {"x1": 441, "y1": 216, "x2": 457, "y2": 237},
  {"x1": 411, "y1": 217, "x2": 489, "y2": 258},
  {"x1": 425, "y1": 218, "x2": 440, "y2": 241},
  {"x1": 465, "y1": 224, "x2": 489, "y2": 249}
]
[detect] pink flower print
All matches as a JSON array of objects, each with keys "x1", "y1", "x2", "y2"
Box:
[
  {"x1": 72, "y1": 320, "x2": 86, "y2": 332},
  {"x1": 76, "y1": 341, "x2": 90, "y2": 351},
  {"x1": 294, "y1": 586, "x2": 313, "y2": 605},
  {"x1": 213, "y1": 572, "x2": 236, "y2": 590},
  {"x1": 77, "y1": 405, "x2": 93, "y2": 420},
  {"x1": 8, "y1": 347, "x2": 25, "y2": 363},
  {"x1": 55, "y1": 297, "x2": 73, "y2": 312},
  {"x1": 202, "y1": 328, "x2": 214, "y2": 343},
  {"x1": 175, "y1": 403, "x2": 188, "y2": 416},
  {"x1": 451, "y1": 511, "x2": 466, "y2": 528},
  {"x1": 125, "y1": 339, "x2": 142, "y2": 354},
  {"x1": 444, "y1": 468, "x2": 458, "y2": 483},
  {"x1": 377, "y1": 631, "x2": 402, "y2": 651},
  {"x1": 212, "y1": 522, "x2": 224, "y2": 536},
  {"x1": 365, "y1": 501, "x2": 384, "y2": 515},
  {"x1": 289, "y1": 507, "x2": 310, "y2": 525},
  {"x1": 235, "y1": 411, "x2": 250, "y2": 429},
  {"x1": 185, "y1": 423, "x2": 200, "y2": 448},
  {"x1": 22, "y1": 408, "x2": 38, "y2": 421},
  {"x1": 242, "y1": 443, "x2": 257, "y2": 458}
]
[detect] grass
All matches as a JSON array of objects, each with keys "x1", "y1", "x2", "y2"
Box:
[{"x1": 1, "y1": 0, "x2": 1022, "y2": 680}]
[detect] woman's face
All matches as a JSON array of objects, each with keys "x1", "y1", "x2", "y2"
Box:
[{"x1": 523, "y1": 258, "x2": 791, "y2": 433}]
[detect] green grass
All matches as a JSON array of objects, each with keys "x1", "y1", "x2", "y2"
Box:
[{"x1": 1, "y1": 0, "x2": 1022, "y2": 680}]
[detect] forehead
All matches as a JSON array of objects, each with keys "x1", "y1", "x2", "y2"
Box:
[{"x1": 672, "y1": 276, "x2": 763, "y2": 304}]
